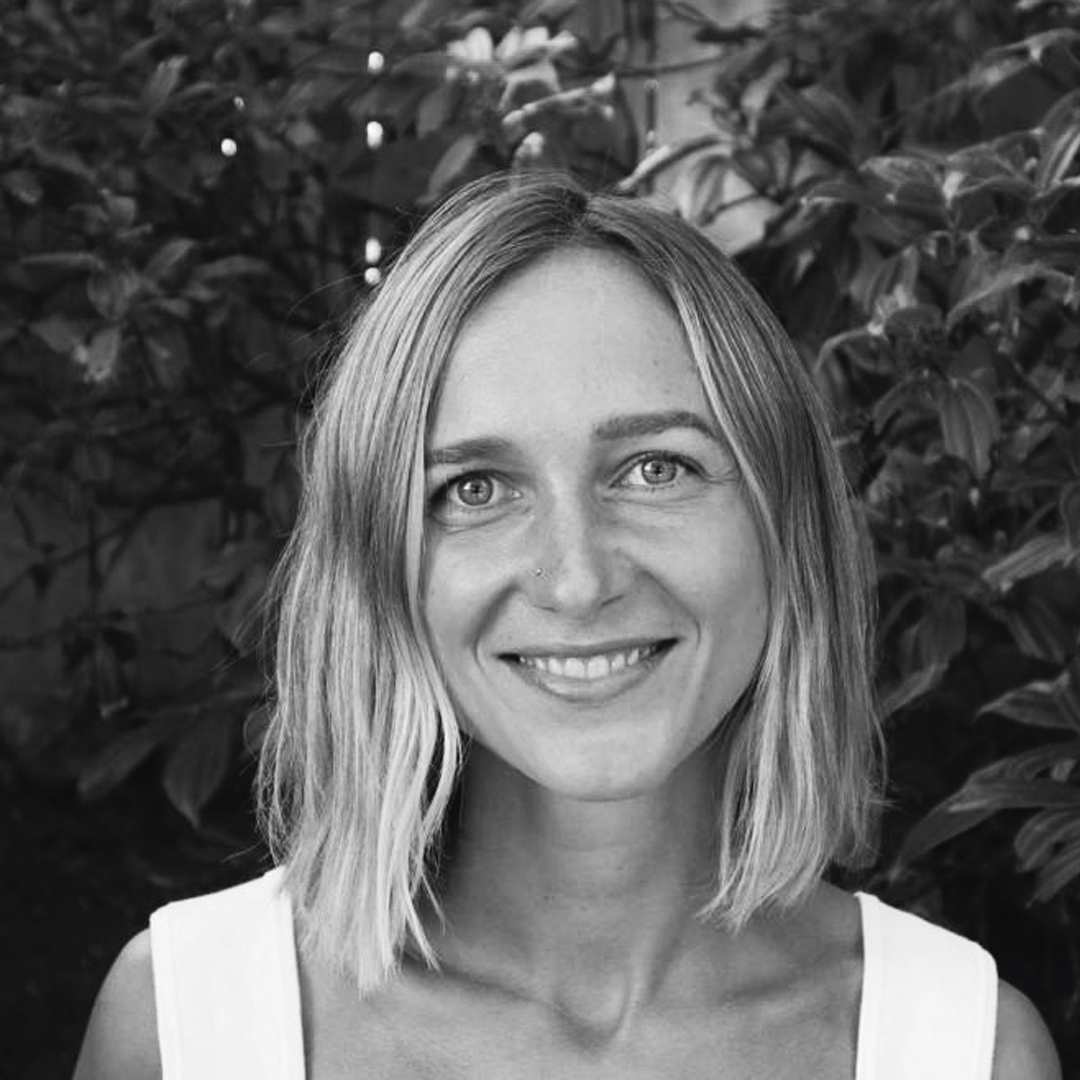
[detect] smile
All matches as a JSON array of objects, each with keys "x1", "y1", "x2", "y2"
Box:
[{"x1": 508, "y1": 641, "x2": 674, "y2": 682}]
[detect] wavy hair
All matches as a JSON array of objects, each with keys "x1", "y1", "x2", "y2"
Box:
[{"x1": 258, "y1": 171, "x2": 882, "y2": 994}]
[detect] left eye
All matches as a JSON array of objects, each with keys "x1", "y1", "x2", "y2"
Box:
[{"x1": 619, "y1": 454, "x2": 689, "y2": 488}]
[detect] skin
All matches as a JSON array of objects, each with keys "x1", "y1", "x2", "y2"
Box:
[{"x1": 73, "y1": 248, "x2": 1061, "y2": 1080}]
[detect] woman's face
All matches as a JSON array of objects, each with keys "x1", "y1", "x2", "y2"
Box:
[{"x1": 422, "y1": 247, "x2": 769, "y2": 801}]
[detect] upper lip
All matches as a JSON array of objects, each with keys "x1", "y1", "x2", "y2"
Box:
[{"x1": 502, "y1": 637, "x2": 677, "y2": 659}]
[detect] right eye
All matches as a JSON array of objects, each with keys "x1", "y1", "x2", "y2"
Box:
[{"x1": 429, "y1": 471, "x2": 520, "y2": 521}]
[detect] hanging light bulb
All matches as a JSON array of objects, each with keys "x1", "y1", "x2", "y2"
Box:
[
  {"x1": 366, "y1": 120, "x2": 384, "y2": 149},
  {"x1": 367, "y1": 51, "x2": 385, "y2": 75},
  {"x1": 220, "y1": 137, "x2": 238, "y2": 157},
  {"x1": 365, "y1": 237, "x2": 383, "y2": 265}
]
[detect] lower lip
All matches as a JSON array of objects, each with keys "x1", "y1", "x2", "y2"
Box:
[{"x1": 502, "y1": 644, "x2": 674, "y2": 703}]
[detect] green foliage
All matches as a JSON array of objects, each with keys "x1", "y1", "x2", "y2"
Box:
[
  {"x1": 658, "y1": 1, "x2": 1080, "y2": 914},
  {"x1": 0, "y1": 0, "x2": 628, "y2": 822}
]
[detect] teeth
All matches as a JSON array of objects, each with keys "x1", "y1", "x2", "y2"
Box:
[{"x1": 519, "y1": 644, "x2": 661, "y2": 680}]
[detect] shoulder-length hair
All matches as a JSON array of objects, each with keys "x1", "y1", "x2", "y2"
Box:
[{"x1": 258, "y1": 171, "x2": 882, "y2": 994}]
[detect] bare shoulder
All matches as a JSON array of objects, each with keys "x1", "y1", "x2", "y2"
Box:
[
  {"x1": 72, "y1": 929, "x2": 161, "y2": 1080},
  {"x1": 991, "y1": 979, "x2": 1060, "y2": 1080}
]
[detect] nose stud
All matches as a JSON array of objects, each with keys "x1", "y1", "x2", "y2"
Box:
[{"x1": 533, "y1": 567, "x2": 544, "y2": 577}]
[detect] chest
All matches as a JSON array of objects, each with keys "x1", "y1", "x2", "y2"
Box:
[{"x1": 301, "y1": 969, "x2": 858, "y2": 1080}]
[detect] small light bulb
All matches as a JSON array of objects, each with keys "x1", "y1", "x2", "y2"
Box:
[
  {"x1": 367, "y1": 51, "x2": 385, "y2": 75},
  {"x1": 220, "y1": 137, "x2": 238, "y2": 157},
  {"x1": 366, "y1": 120, "x2": 384, "y2": 149},
  {"x1": 364, "y1": 237, "x2": 383, "y2": 265},
  {"x1": 364, "y1": 266, "x2": 382, "y2": 286},
  {"x1": 233, "y1": 95, "x2": 246, "y2": 111}
]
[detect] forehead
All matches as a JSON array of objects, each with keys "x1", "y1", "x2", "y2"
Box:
[{"x1": 430, "y1": 248, "x2": 713, "y2": 445}]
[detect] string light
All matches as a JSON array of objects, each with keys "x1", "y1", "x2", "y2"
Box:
[
  {"x1": 367, "y1": 50, "x2": 385, "y2": 75},
  {"x1": 364, "y1": 266, "x2": 382, "y2": 286},
  {"x1": 365, "y1": 237, "x2": 383, "y2": 265},
  {"x1": 220, "y1": 137, "x2": 238, "y2": 157},
  {"x1": 366, "y1": 120, "x2": 384, "y2": 150}
]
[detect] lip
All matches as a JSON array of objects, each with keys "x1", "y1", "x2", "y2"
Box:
[
  {"x1": 498, "y1": 639, "x2": 678, "y2": 703},
  {"x1": 504, "y1": 637, "x2": 677, "y2": 661}
]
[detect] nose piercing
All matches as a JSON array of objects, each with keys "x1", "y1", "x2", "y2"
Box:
[{"x1": 533, "y1": 567, "x2": 544, "y2": 577}]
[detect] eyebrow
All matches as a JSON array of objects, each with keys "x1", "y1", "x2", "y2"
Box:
[{"x1": 426, "y1": 410, "x2": 721, "y2": 467}]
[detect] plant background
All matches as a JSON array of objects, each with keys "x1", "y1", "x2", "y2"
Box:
[{"x1": 2, "y1": 0, "x2": 1079, "y2": 1077}]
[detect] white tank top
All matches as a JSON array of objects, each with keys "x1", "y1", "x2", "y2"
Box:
[{"x1": 149, "y1": 869, "x2": 998, "y2": 1079}]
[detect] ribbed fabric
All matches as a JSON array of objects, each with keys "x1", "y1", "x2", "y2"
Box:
[
  {"x1": 855, "y1": 892, "x2": 997, "y2": 1080},
  {"x1": 150, "y1": 869, "x2": 304, "y2": 1080},
  {"x1": 149, "y1": 873, "x2": 997, "y2": 1078}
]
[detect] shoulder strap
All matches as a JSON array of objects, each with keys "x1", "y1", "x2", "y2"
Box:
[
  {"x1": 856, "y1": 893, "x2": 997, "y2": 1080},
  {"x1": 150, "y1": 868, "x2": 305, "y2": 1080}
]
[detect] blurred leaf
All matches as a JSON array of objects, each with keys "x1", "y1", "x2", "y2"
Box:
[
  {"x1": 163, "y1": 712, "x2": 234, "y2": 827},
  {"x1": 950, "y1": 778, "x2": 1080, "y2": 813},
  {"x1": 984, "y1": 532, "x2": 1075, "y2": 592},
  {"x1": 1015, "y1": 808, "x2": 1080, "y2": 870},
  {"x1": 426, "y1": 132, "x2": 480, "y2": 198},
  {"x1": 78, "y1": 721, "x2": 170, "y2": 800},
  {"x1": 30, "y1": 314, "x2": 85, "y2": 355},
  {"x1": 947, "y1": 261, "x2": 1072, "y2": 330},
  {"x1": 980, "y1": 673, "x2": 1080, "y2": 732},
  {"x1": 78, "y1": 325, "x2": 122, "y2": 383},
  {"x1": 196, "y1": 256, "x2": 272, "y2": 282},
  {"x1": 1, "y1": 169, "x2": 44, "y2": 205},
  {"x1": 995, "y1": 593, "x2": 1073, "y2": 664},
  {"x1": 896, "y1": 793, "x2": 997, "y2": 866},
  {"x1": 144, "y1": 238, "x2": 197, "y2": 282},
  {"x1": 880, "y1": 661, "x2": 947, "y2": 718},
  {"x1": 144, "y1": 56, "x2": 188, "y2": 114},
  {"x1": 935, "y1": 378, "x2": 1000, "y2": 477},
  {"x1": 1033, "y1": 838, "x2": 1080, "y2": 900},
  {"x1": 87, "y1": 265, "x2": 142, "y2": 319}
]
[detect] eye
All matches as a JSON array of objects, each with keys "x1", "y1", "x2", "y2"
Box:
[
  {"x1": 619, "y1": 453, "x2": 694, "y2": 489},
  {"x1": 429, "y1": 471, "x2": 520, "y2": 520}
]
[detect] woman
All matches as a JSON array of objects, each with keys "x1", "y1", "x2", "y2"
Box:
[{"x1": 74, "y1": 173, "x2": 1059, "y2": 1079}]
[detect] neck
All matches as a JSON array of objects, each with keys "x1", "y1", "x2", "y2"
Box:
[{"x1": 426, "y1": 742, "x2": 726, "y2": 1038}]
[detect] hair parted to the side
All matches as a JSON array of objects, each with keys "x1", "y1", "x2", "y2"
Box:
[{"x1": 258, "y1": 170, "x2": 883, "y2": 996}]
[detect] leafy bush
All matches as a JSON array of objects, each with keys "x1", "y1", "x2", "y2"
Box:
[{"x1": 0, "y1": 0, "x2": 626, "y2": 821}]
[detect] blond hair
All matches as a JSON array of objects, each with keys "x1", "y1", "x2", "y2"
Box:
[{"x1": 258, "y1": 172, "x2": 882, "y2": 994}]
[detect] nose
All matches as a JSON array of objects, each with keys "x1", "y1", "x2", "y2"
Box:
[{"x1": 527, "y1": 489, "x2": 623, "y2": 619}]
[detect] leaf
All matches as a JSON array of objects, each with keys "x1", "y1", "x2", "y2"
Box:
[
  {"x1": 935, "y1": 378, "x2": 1000, "y2": 477},
  {"x1": 1033, "y1": 839, "x2": 1080, "y2": 900},
  {"x1": 946, "y1": 261, "x2": 1072, "y2": 330},
  {"x1": 30, "y1": 314, "x2": 85, "y2": 355},
  {"x1": 880, "y1": 662, "x2": 947, "y2": 718},
  {"x1": 78, "y1": 325, "x2": 122, "y2": 382},
  {"x1": 1015, "y1": 808, "x2": 1080, "y2": 870},
  {"x1": 21, "y1": 251, "x2": 103, "y2": 273},
  {"x1": 1, "y1": 169, "x2": 43, "y2": 206},
  {"x1": 980, "y1": 674, "x2": 1080, "y2": 732},
  {"x1": 195, "y1": 256, "x2": 272, "y2": 282},
  {"x1": 144, "y1": 238, "x2": 197, "y2": 281},
  {"x1": 425, "y1": 132, "x2": 480, "y2": 198},
  {"x1": 78, "y1": 722, "x2": 170, "y2": 800},
  {"x1": 163, "y1": 712, "x2": 235, "y2": 827},
  {"x1": 949, "y1": 778, "x2": 1080, "y2": 813},
  {"x1": 995, "y1": 594, "x2": 1073, "y2": 664},
  {"x1": 983, "y1": 532, "x2": 1074, "y2": 591},
  {"x1": 896, "y1": 794, "x2": 997, "y2": 865},
  {"x1": 1037, "y1": 109, "x2": 1080, "y2": 192},
  {"x1": 87, "y1": 265, "x2": 143, "y2": 319},
  {"x1": 144, "y1": 56, "x2": 188, "y2": 114}
]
